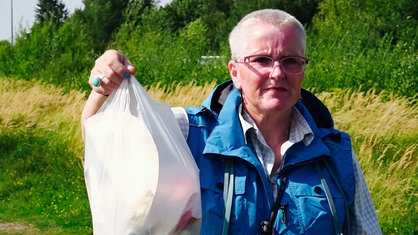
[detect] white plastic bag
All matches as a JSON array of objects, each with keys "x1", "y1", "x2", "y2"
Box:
[{"x1": 84, "y1": 76, "x2": 201, "y2": 235}]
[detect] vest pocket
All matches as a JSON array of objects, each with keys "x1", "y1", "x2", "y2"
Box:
[{"x1": 292, "y1": 187, "x2": 345, "y2": 234}]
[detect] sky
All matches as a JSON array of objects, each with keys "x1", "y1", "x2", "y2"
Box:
[{"x1": 0, "y1": 0, "x2": 172, "y2": 42}]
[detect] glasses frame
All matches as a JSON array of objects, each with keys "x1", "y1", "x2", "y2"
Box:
[{"x1": 235, "y1": 55, "x2": 309, "y2": 75}]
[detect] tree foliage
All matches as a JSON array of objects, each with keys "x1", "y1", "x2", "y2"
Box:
[
  {"x1": 79, "y1": 0, "x2": 131, "y2": 53},
  {"x1": 303, "y1": 0, "x2": 417, "y2": 97},
  {"x1": 0, "y1": 0, "x2": 416, "y2": 98},
  {"x1": 35, "y1": 0, "x2": 69, "y2": 25}
]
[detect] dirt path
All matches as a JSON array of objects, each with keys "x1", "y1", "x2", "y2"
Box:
[{"x1": 0, "y1": 222, "x2": 36, "y2": 233}]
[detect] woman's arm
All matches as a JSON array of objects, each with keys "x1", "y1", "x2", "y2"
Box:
[{"x1": 350, "y1": 151, "x2": 382, "y2": 234}]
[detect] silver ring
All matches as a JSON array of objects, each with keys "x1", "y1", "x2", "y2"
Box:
[{"x1": 92, "y1": 75, "x2": 104, "y2": 87}]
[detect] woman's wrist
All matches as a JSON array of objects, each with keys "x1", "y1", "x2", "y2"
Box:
[
  {"x1": 92, "y1": 89, "x2": 110, "y2": 97},
  {"x1": 82, "y1": 91, "x2": 107, "y2": 118}
]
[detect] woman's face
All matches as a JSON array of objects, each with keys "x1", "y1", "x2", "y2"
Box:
[{"x1": 229, "y1": 23, "x2": 305, "y2": 118}]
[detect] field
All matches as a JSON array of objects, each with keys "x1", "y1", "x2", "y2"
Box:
[{"x1": 0, "y1": 78, "x2": 416, "y2": 234}]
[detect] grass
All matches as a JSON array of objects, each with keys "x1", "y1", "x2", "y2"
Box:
[
  {"x1": 0, "y1": 78, "x2": 90, "y2": 234},
  {"x1": 0, "y1": 78, "x2": 416, "y2": 234}
]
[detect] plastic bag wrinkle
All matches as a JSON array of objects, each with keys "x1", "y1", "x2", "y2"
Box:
[{"x1": 84, "y1": 77, "x2": 201, "y2": 235}]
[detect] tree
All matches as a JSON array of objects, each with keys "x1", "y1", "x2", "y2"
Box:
[
  {"x1": 35, "y1": 0, "x2": 69, "y2": 25},
  {"x1": 80, "y1": 0, "x2": 131, "y2": 53}
]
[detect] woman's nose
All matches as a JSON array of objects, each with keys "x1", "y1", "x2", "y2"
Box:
[{"x1": 269, "y1": 61, "x2": 285, "y2": 80}]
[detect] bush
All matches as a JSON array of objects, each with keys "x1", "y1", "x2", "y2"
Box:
[{"x1": 304, "y1": 0, "x2": 418, "y2": 97}]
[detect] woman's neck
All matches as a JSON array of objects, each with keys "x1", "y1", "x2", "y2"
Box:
[{"x1": 246, "y1": 107, "x2": 292, "y2": 142}]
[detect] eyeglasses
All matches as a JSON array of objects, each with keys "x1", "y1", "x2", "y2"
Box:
[{"x1": 236, "y1": 55, "x2": 308, "y2": 75}]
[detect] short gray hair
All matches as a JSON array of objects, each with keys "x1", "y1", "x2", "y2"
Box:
[{"x1": 229, "y1": 9, "x2": 306, "y2": 59}]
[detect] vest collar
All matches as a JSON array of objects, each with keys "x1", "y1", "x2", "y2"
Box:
[{"x1": 202, "y1": 87, "x2": 333, "y2": 169}]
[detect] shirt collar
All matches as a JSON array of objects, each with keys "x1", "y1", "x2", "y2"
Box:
[{"x1": 239, "y1": 104, "x2": 314, "y2": 146}]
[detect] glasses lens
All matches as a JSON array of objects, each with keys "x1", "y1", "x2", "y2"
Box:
[
  {"x1": 281, "y1": 57, "x2": 306, "y2": 74},
  {"x1": 242, "y1": 55, "x2": 307, "y2": 74},
  {"x1": 247, "y1": 56, "x2": 274, "y2": 68}
]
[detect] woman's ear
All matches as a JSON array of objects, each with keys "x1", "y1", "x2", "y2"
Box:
[{"x1": 228, "y1": 60, "x2": 242, "y2": 90}]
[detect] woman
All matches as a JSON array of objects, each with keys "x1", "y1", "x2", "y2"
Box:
[{"x1": 82, "y1": 9, "x2": 381, "y2": 235}]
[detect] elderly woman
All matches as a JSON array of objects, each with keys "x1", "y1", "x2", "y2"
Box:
[{"x1": 82, "y1": 9, "x2": 381, "y2": 235}]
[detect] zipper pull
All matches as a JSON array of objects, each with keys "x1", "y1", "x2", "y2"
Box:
[{"x1": 280, "y1": 204, "x2": 288, "y2": 224}]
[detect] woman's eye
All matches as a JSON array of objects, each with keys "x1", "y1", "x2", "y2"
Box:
[
  {"x1": 253, "y1": 56, "x2": 272, "y2": 65},
  {"x1": 283, "y1": 58, "x2": 301, "y2": 65}
]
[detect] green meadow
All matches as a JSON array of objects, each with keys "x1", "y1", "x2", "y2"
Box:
[{"x1": 0, "y1": 78, "x2": 416, "y2": 234}]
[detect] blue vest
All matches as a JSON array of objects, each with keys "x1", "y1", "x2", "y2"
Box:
[{"x1": 184, "y1": 81, "x2": 355, "y2": 234}]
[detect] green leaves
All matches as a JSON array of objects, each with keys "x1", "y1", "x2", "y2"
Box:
[
  {"x1": 0, "y1": 0, "x2": 416, "y2": 97},
  {"x1": 305, "y1": 0, "x2": 418, "y2": 97},
  {"x1": 35, "y1": 0, "x2": 69, "y2": 25}
]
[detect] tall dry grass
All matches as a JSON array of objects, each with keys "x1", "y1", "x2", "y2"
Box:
[
  {"x1": 145, "y1": 81, "x2": 217, "y2": 107},
  {"x1": 0, "y1": 78, "x2": 86, "y2": 156},
  {"x1": 318, "y1": 89, "x2": 417, "y2": 140},
  {"x1": 1, "y1": 78, "x2": 416, "y2": 234}
]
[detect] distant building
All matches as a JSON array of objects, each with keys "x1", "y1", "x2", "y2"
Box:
[{"x1": 201, "y1": 55, "x2": 222, "y2": 64}]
